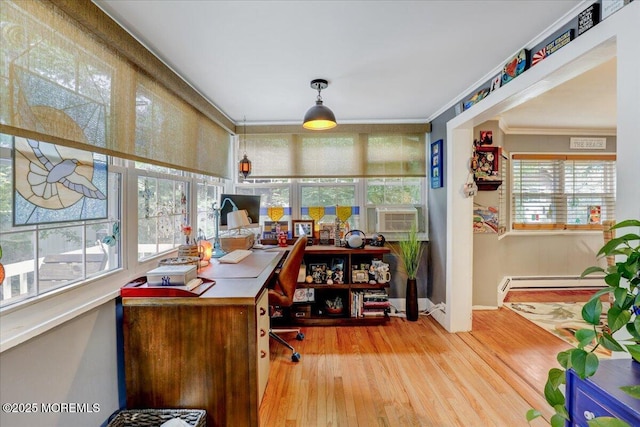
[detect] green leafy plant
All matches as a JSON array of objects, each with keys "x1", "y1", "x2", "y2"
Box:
[
  {"x1": 527, "y1": 219, "x2": 640, "y2": 427},
  {"x1": 392, "y1": 225, "x2": 423, "y2": 279}
]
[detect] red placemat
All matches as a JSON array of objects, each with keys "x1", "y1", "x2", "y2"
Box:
[{"x1": 121, "y1": 277, "x2": 215, "y2": 297}]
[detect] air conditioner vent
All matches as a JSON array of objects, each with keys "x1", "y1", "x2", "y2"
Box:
[{"x1": 375, "y1": 207, "x2": 418, "y2": 233}]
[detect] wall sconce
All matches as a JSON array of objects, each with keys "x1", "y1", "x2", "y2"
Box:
[
  {"x1": 303, "y1": 79, "x2": 337, "y2": 130},
  {"x1": 239, "y1": 117, "x2": 252, "y2": 179}
]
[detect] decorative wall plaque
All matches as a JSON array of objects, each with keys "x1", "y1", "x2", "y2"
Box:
[
  {"x1": 577, "y1": 3, "x2": 600, "y2": 36},
  {"x1": 501, "y1": 49, "x2": 529, "y2": 85},
  {"x1": 546, "y1": 29, "x2": 574, "y2": 56}
]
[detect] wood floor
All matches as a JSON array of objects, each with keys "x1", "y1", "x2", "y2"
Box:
[{"x1": 259, "y1": 289, "x2": 598, "y2": 427}]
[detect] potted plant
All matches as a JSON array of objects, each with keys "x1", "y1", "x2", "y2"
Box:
[
  {"x1": 527, "y1": 219, "x2": 640, "y2": 427},
  {"x1": 391, "y1": 225, "x2": 424, "y2": 321}
]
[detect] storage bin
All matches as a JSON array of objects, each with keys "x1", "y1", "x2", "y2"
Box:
[{"x1": 107, "y1": 408, "x2": 206, "y2": 427}]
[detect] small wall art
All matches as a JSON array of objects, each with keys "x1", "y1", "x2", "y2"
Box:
[
  {"x1": 430, "y1": 139, "x2": 443, "y2": 189},
  {"x1": 501, "y1": 49, "x2": 530, "y2": 85}
]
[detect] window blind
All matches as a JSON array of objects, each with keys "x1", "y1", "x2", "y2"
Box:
[
  {"x1": 244, "y1": 133, "x2": 425, "y2": 178},
  {"x1": 0, "y1": 0, "x2": 231, "y2": 178},
  {"x1": 511, "y1": 154, "x2": 616, "y2": 230}
]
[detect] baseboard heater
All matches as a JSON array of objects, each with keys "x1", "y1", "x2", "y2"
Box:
[
  {"x1": 498, "y1": 275, "x2": 605, "y2": 306},
  {"x1": 507, "y1": 275, "x2": 605, "y2": 289}
]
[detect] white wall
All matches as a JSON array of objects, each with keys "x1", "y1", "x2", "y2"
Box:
[
  {"x1": 0, "y1": 301, "x2": 120, "y2": 427},
  {"x1": 444, "y1": 1, "x2": 640, "y2": 332}
]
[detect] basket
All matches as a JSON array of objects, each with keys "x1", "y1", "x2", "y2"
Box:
[{"x1": 107, "y1": 409, "x2": 206, "y2": 427}]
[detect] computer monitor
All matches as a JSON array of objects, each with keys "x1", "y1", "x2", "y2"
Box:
[{"x1": 219, "y1": 194, "x2": 261, "y2": 229}]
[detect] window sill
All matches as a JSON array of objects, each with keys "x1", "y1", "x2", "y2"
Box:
[
  {"x1": 501, "y1": 229, "x2": 604, "y2": 238},
  {"x1": 0, "y1": 255, "x2": 163, "y2": 353}
]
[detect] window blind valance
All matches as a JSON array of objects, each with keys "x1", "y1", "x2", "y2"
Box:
[
  {"x1": 243, "y1": 133, "x2": 426, "y2": 178},
  {"x1": 0, "y1": 0, "x2": 231, "y2": 178}
]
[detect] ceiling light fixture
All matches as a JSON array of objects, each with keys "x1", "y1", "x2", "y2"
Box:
[
  {"x1": 303, "y1": 79, "x2": 337, "y2": 130},
  {"x1": 238, "y1": 116, "x2": 252, "y2": 179}
]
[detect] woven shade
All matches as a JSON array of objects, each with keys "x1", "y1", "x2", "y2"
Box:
[
  {"x1": 0, "y1": 0, "x2": 231, "y2": 178},
  {"x1": 244, "y1": 132, "x2": 425, "y2": 178}
]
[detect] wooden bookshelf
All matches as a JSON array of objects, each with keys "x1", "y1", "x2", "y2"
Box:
[{"x1": 283, "y1": 245, "x2": 392, "y2": 326}]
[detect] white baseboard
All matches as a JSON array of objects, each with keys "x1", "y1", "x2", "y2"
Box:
[
  {"x1": 388, "y1": 298, "x2": 447, "y2": 326},
  {"x1": 389, "y1": 297, "x2": 428, "y2": 313}
]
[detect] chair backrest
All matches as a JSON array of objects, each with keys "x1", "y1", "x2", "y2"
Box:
[{"x1": 269, "y1": 235, "x2": 307, "y2": 307}]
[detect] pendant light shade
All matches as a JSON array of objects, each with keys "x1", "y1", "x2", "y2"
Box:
[{"x1": 303, "y1": 79, "x2": 337, "y2": 130}]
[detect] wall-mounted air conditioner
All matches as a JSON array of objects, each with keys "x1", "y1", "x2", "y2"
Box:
[{"x1": 375, "y1": 207, "x2": 418, "y2": 233}]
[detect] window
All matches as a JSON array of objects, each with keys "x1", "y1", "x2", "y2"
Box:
[
  {"x1": 195, "y1": 179, "x2": 223, "y2": 240},
  {"x1": 366, "y1": 177, "x2": 422, "y2": 205},
  {"x1": 0, "y1": 135, "x2": 122, "y2": 308},
  {"x1": 235, "y1": 176, "x2": 426, "y2": 235},
  {"x1": 136, "y1": 171, "x2": 189, "y2": 260},
  {"x1": 511, "y1": 154, "x2": 616, "y2": 230}
]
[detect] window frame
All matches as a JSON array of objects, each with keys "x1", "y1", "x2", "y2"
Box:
[{"x1": 509, "y1": 153, "x2": 616, "y2": 232}]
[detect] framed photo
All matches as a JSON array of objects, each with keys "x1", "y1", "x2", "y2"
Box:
[
  {"x1": 292, "y1": 219, "x2": 314, "y2": 238},
  {"x1": 479, "y1": 130, "x2": 493, "y2": 145},
  {"x1": 430, "y1": 139, "x2": 443, "y2": 189},
  {"x1": 319, "y1": 229, "x2": 330, "y2": 245},
  {"x1": 263, "y1": 221, "x2": 289, "y2": 239}
]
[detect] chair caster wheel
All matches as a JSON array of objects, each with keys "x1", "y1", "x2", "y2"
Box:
[
  {"x1": 296, "y1": 332, "x2": 305, "y2": 341},
  {"x1": 291, "y1": 352, "x2": 301, "y2": 362}
]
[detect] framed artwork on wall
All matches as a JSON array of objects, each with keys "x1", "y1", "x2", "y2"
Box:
[
  {"x1": 292, "y1": 219, "x2": 314, "y2": 238},
  {"x1": 430, "y1": 139, "x2": 443, "y2": 189}
]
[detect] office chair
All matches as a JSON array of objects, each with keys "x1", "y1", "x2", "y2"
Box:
[{"x1": 269, "y1": 235, "x2": 307, "y2": 362}]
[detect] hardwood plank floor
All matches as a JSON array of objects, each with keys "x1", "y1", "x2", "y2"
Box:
[{"x1": 260, "y1": 290, "x2": 600, "y2": 427}]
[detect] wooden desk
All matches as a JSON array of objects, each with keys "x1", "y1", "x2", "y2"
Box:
[{"x1": 122, "y1": 250, "x2": 283, "y2": 427}]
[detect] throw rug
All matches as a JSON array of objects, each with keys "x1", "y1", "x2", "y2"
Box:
[{"x1": 505, "y1": 301, "x2": 611, "y2": 358}]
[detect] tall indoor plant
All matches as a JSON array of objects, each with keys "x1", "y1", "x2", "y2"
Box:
[
  {"x1": 392, "y1": 225, "x2": 424, "y2": 321},
  {"x1": 528, "y1": 219, "x2": 640, "y2": 427}
]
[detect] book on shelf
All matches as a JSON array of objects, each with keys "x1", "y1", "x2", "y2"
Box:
[
  {"x1": 363, "y1": 301, "x2": 390, "y2": 309},
  {"x1": 362, "y1": 310, "x2": 387, "y2": 317},
  {"x1": 352, "y1": 289, "x2": 390, "y2": 318}
]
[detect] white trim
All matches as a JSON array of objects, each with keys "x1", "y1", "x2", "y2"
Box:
[
  {"x1": 497, "y1": 276, "x2": 512, "y2": 307},
  {"x1": 426, "y1": 1, "x2": 592, "y2": 123},
  {"x1": 443, "y1": 2, "x2": 638, "y2": 333},
  {"x1": 0, "y1": 264, "x2": 155, "y2": 352},
  {"x1": 500, "y1": 126, "x2": 617, "y2": 136}
]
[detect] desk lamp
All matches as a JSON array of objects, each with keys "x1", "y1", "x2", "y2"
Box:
[{"x1": 211, "y1": 197, "x2": 239, "y2": 258}]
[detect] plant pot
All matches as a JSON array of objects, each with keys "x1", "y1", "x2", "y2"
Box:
[{"x1": 406, "y1": 278, "x2": 419, "y2": 321}]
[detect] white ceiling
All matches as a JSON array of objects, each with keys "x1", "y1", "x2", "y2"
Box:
[{"x1": 93, "y1": 0, "x2": 614, "y2": 131}]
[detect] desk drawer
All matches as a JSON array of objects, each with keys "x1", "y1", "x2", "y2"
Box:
[{"x1": 257, "y1": 290, "x2": 270, "y2": 402}]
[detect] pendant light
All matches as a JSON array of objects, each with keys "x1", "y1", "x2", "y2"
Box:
[
  {"x1": 303, "y1": 79, "x2": 337, "y2": 130},
  {"x1": 238, "y1": 117, "x2": 252, "y2": 179}
]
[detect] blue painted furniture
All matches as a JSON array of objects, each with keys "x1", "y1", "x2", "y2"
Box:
[{"x1": 566, "y1": 358, "x2": 640, "y2": 426}]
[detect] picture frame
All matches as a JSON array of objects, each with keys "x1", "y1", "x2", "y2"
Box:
[
  {"x1": 263, "y1": 221, "x2": 289, "y2": 239},
  {"x1": 430, "y1": 139, "x2": 443, "y2": 189},
  {"x1": 292, "y1": 219, "x2": 315, "y2": 238},
  {"x1": 319, "y1": 229, "x2": 330, "y2": 245}
]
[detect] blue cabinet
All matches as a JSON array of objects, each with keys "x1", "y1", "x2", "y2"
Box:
[{"x1": 566, "y1": 359, "x2": 640, "y2": 426}]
